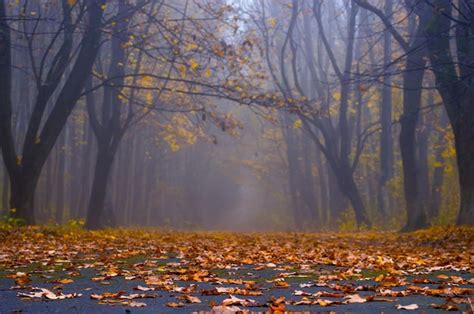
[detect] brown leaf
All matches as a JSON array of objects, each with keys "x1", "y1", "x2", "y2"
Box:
[
  {"x1": 178, "y1": 294, "x2": 201, "y2": 303},
  {"x1": 166, "y1": 302, "x2": 185, "y2": 307}
]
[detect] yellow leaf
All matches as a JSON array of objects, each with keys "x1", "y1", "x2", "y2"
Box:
[
  {"x1": 293, "y1": 119, "x2": 302, "y2": 129},
  {"x1": 178, "y1": 64, "x2": 187, "y2": 78},
  {"x1": 138, "y1": 75, "x2": 153, "y2": 87},
  {"x1": 189, "y1": 58, "x2": 199, "y2": 71},
  {"x1": 267, "y1": 17, "x2": 277, "y2": 28},
  {"x1": 67, "y1": 0, "x2": 77, "y2": 6},
  {"x1": 186, "y1": 42, "x2": 199, "y2": 51},
  {"x1": 204, "y1": 68, "x2": 212, "y2": 78},
  {"x1": 58, "y1": 278, "x2": 74, "y2": 284}
]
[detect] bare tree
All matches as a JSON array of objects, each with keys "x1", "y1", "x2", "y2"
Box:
[
  {"x1": 425, "y1": 0, "x2": 474, "y2": 226},
  {"x1": 0, "y1": 0, "x2": 106, "y2": 223}
]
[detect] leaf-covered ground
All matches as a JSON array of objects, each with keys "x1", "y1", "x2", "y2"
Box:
[{"x1": 0, "y1": 226, "x2": 473, "y2": 313}]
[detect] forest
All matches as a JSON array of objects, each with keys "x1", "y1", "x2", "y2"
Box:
[{"x1": 0, "y1": 0, "x2": 473, "y2": 313}]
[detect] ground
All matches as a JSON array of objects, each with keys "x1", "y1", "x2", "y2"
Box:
[{"x1": 0, "y1": 226, "x2": 473, "y2": 313}]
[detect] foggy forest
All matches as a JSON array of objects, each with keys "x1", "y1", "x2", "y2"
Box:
[{"x1": 0, "y1": 0, "x2": 473, "y2": 313}]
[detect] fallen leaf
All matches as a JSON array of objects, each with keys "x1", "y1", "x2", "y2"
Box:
[
  {"x1": 166, "y1": 302, "x2": 184, "y2": 307},
  {"x1": 396, "y1": 304, "x2": 419, "y2": 310},
  {"x1": 343, "y1": 294, "x2": 367, "y2": 304},
  {"x1": 129, "y1": 301, "x2": 147, "y2": 307}
]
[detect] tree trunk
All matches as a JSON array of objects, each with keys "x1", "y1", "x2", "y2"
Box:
[
  {"x1": 428, "y1": 110, "x2": 448, "y2": 219},
  {"x1": 315, "y1": 147, "x2": 328, "y2": 224},
  {"x1": 55, "y1": 130, "x2": 66, "y2": 223},
  {"x1": 283, "y1": 118, "x2": 303, "y2": 229},
  {"x1": 301, "y1": 138, "x2": 318, "y2": 225},
  {"x1": 416, "y1": 110, "x2": 432, "y2": 216},
  {"x1": 2, "y1": 165, "x2": 8, "y2": 212},
  {"x1": 455, "y1": 125, "x2": 474, "y2": 226},
  {"x1": 423, "y1": 0, "x2": 474, "y2": 226},
  {"x1": 10, "y1": 171, "x2": 39, "y2": 224},
  {"x1": 399, "y1": 40, "x2": 428, "y2": 232},
  {"x1": 378, "y1": 0, "x2": 394, "y2": 216},
  {"x1": 335, "y1": 164, "x2": 371, "y2": 228},
  {"x1": 328, "y1": 166, "x2": 346, "y2": 225},
  {"x1": 84, "y1": 144, "x2": 115, "y2": 230}
]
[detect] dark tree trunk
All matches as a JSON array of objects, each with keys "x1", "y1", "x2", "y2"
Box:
[
  {"x1": 315, "y1": 148, "x2": 329, "y2": 224},
  {"x1": 9, "y1": 170, "x2": 40, "y2": 224},
  {"x1": 55, "y1": 130, "x2": 66, "y2": 223},
  {"x1": 399, "y1": 35, "x2": 428, "y2": 232},
  {"x1": 428, "y1": 110, "x2": 448, "y2": 219},
  {"x1": 301, "y1": 138, "x2": 318, "y2": 225},
  {"x1": 2, "y1": 165, "x2": 8, "y2": 212},
  {"x1": 455, "y1": 122, "x2": 474, "y2": 225},
  {"x1": 416, "y1": 104, "x2": 433, "y2": 216},
  {"x1": 378, "y1": 0, "x2": 394, "y2": 215},
  {"x1": 77, "y1": 111, "x2": 94, "y2": 219},
  {"x1": 283, "y1": 119, "x2": 303, "y2": 229},
  {"x1": 85, "y1": 0, "x2": 132, "y2": 229},
  {"x1": 84, "y1": 145, "x2": 116, "y2": 229},
  {"x1": 43, "y1": 155, "x2": 53, "y2": 217},
  {"x1": 328, "y1": 166, "x2": 347, "y2": 225},
  {"x1": 334, "y1": 163, "x2": 371, "y2": 228}
]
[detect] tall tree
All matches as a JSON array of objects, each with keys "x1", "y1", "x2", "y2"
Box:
[
  {"x1": 425, "y1": 0, "x2": 474, "y2": 226},
  {"x1": 354, "y1": 0, "x2": 431, "y2": 231},
  {"x1": 0, "y1": 0, "x2": 106, "y2": 223},
  {"x1": 378, "y1": 0, "x2": 394, "y2": 216}
]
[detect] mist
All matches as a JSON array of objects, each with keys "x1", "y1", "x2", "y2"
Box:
[{"x1": 0, "y1": 0, "x2": 473, "y2": 231}]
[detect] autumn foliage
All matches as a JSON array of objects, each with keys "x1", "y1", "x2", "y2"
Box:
[{"x1": 1, "y1": 226, "x2": 473, "y2": 312}]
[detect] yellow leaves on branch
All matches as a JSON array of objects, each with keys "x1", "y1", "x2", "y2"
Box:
[
  {"x1": 161, "y1": 115, "x2": 198, "y2": 152},
  {"x1": 138, "y1": 75, "x2": 154, "y2": 88},
  {"x1": 185, "y1": 42, "x2": 199, "y2": 51},
  {"x1": 267, "y1": 17, "x2": 277, "y2": 28},
  {"x1": 178, "y1": 64, "x2": 187, "y2": 78},
  {"x1": 189, "y1": 58, "x2": 199, "y2": 71}
]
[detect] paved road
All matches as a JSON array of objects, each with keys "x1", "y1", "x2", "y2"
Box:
[{"x1": 1, "y1": 264, "x2": 473, "y2": 313}]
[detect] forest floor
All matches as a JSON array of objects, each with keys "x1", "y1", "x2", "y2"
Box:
[{"x1": 0, "y1": 226, "x2": 473, "y2": 313}]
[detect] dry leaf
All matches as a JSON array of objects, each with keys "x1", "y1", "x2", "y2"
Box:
[{"x1": 396, "y1": 304, "x2": 419, "y2": 310}]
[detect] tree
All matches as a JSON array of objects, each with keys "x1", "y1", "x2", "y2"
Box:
[
  {"x1": 353, "y1": 0, "x2": 431, "y2": 231},
  {"x1": 0, "y1": 0, "x2": 106, "y2": 224},
  {"x1": 256, "y1": 0, "x2": 374, "y2": 227},
  {"x1": 424, "y1": 0, "x2": 474, "y2": 226}
]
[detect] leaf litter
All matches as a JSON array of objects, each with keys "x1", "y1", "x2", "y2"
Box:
[{"x1": 0, "y1": 226, "x2": 473, "y2": 312}]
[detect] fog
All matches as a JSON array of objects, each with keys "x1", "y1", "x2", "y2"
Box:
[{"x1": 0, "y1": 0, "x2": 472, "y2": 231}]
